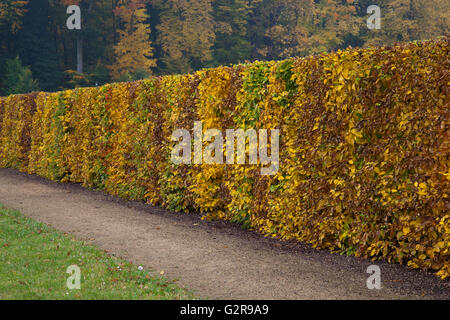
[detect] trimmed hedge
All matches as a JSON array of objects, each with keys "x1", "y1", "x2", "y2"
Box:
[{"x1": 1, "y1": 38, "x2": 449, "y2": 278}]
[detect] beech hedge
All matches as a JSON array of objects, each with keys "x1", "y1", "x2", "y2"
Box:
[{"x1": 1, "y1": 38, "x2": 448, "y2": 278}]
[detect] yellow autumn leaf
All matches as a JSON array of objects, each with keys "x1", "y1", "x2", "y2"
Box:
[{"x1": 403, "y1": 227, "x2": 410, "y2": 235}]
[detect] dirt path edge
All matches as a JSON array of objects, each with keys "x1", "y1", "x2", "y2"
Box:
[{"x1": 0, "y1": 168, "x2": 448, "y2": 300}]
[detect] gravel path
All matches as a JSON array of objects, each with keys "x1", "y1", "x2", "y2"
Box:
[{"x1": 0, "y1": 168, "x2": 448, "y2": 300}]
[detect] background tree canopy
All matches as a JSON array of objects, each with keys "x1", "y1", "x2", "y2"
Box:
[{"x1": 0, "y1": 0, "x2": 448, "y2": 94}]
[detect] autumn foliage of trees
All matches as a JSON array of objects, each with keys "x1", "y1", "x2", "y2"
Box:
[{"x1": 0, "y1": 0, "x2": 448, "y2": 94}]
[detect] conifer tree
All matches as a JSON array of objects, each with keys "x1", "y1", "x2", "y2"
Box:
[
  {"x1": 1, "y1": 56, "x2": 38, "y2": 95},
  {"x1": 16, "y1": 0, "x2": 62, "y2": 91}
]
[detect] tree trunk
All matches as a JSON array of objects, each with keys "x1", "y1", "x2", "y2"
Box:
[{"x1": 77, "y1": 37, "x2": 83, "y2": 73}]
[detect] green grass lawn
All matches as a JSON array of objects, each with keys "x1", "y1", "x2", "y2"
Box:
[{"x1": 0, "y1": 204, "x2": 195, "y2": 300}]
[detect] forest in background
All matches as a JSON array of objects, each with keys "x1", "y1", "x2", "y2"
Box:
[{"x1": 0, "y1": 0, "x2": 448, "y2": 95}]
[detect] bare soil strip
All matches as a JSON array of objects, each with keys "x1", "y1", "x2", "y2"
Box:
[{"x1": 0, "y1": 168, "x2": 448, "y2": 299}]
